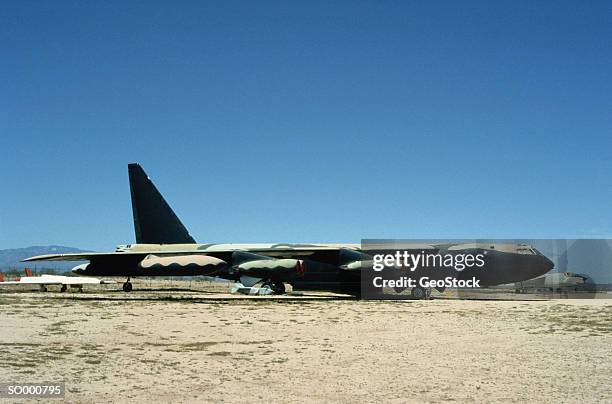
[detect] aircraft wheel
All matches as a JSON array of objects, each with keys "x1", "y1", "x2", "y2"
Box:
[
  {"x1": 60, "y1": 285, "x2": 67, "y2": 293},
  {"x1": 410, "y1": 286, "x2": 426, "y2": 300},
  {"x1": 122, "y1": 282, "x2": 133, "y2": 292},
  {"x1": 270, "y1": 281, "x2": 286, "y2": 294}
]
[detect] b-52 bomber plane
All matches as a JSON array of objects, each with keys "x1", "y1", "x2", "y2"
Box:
[{"x1": 24, "y1": 164, "x2": 554, "y2": 298}]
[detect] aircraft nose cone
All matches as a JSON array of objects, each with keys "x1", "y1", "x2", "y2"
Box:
[
  {"x1": 534, "y1": 255, "x2": 554, "y2": 277},
  {"x1": 543, "y1": 256, "x2": 554, "y2": 272}
]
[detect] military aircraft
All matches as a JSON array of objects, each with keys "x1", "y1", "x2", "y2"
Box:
[
  {"x1": 23, "y1": 164, "x2": 554, "y2": 298},
  {"x1": 0, "y1": 268, "x2": 115, "y2": 292},
  {"x1": 515, "y1": 271, "x2": 597, "y2": 293}
]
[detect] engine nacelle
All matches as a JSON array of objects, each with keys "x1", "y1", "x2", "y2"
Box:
[
  {"x1": 235, "y1": 258, "x2": 306, "y2": 278},
  {"x1": 138, "y1": 254, "x2": 227, "y2": 276},
  {"x1": 339, "y1": 248, "x2": 373, "y2": 270}
]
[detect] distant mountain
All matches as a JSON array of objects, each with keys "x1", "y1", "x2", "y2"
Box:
[{"x1": 0, "y1": 246, "x2": 90, "y2": 273}]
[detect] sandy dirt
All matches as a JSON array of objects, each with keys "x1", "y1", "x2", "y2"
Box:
[{"x1": 0, "y1": 282, "x2": 610, "y2": 403}]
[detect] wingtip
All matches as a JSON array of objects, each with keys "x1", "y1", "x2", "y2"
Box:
[{"x1": 22, "y1": 254, "x2": 55, "y2": 262}]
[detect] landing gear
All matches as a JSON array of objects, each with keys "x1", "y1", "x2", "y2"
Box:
[
  {"x1": 272, "y1": 282, "x2": 286, "y2": 294},
  {"x1": 60, "y1": 285, "x2": 67, "y2": 293},
  {"x1": 262, "y1": 281, "x2": 286, "y2": 294},
  {"x1": 410, "y1": 286, "x2": 427, "y2": 300},
  {"x1": 122, "y1": 278, "x2": 133, "y2": 293}
]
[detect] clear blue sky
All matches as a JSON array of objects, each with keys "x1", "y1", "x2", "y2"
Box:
[{"x1": 1, "y1": 1, "x2": 611, "y2": 250}]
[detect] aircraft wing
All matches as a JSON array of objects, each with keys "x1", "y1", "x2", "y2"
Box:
[
  {"x1": 22, "y1": 244, "x2": 362, "y2": 262},
  {"x1": 22, "y1": 252, "x2": 149, "y2": 262},
  {"x1": 21, "y1": 246, "x2": 372, "y2": 292},
  {"x1": 21, "y1": 245, "x2": 364, "y2": 262}
]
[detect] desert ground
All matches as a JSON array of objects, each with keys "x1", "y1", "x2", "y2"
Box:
[{"x1": 0, "y1": 280, "x2": 610, "y2": 403}]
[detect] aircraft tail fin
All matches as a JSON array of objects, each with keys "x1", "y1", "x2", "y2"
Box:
[
  {"x1": 25, "y1": 268, "x2": 33, "y2": 277},
  {"x1": 128, "y1": 163, "x2": 196, "y2": 244}
]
